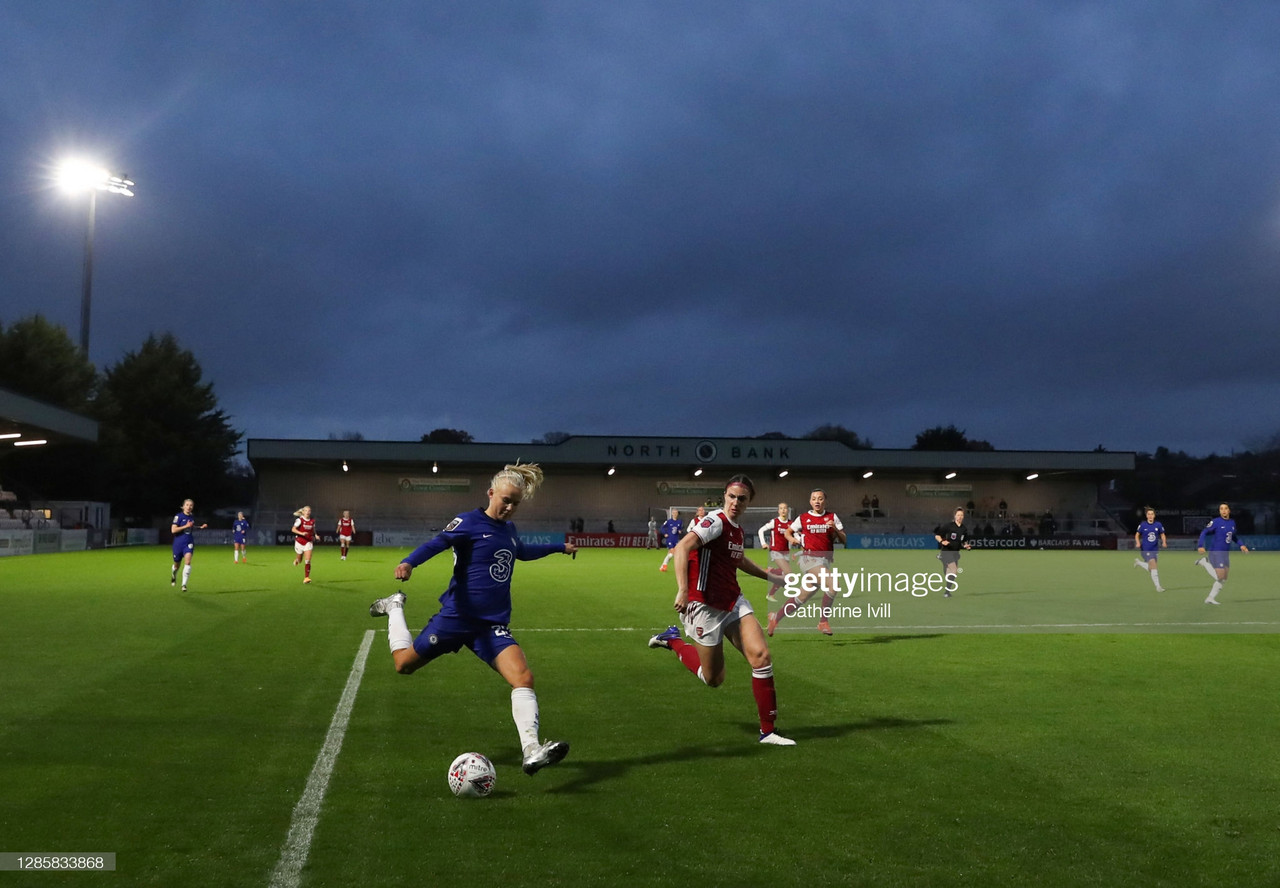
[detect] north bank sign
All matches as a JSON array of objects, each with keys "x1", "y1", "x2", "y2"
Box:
[{"x1": 603, "y1": 438, "x2": 792, "y2": 465}]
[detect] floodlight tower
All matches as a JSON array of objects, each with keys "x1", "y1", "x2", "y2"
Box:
[{"x1": 56, "y1": 160, "x2": 135, "y2": 358}]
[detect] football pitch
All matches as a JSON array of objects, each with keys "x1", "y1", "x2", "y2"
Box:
[{"x1": 2, "y1": 545, "x2": 1278, "y2": 886}]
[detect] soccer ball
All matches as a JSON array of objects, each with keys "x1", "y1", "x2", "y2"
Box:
[{"x1": 448, "y1": 752, "x2": 497, "y2": 798}]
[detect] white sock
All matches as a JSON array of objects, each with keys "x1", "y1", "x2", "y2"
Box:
[
  {"x1": 1149, "y1": 569, "x2": 1160, "y2": 589},
  {"x1": 695, "y1": 666, "x2": 709, "y2": 685},
  {"x1": 511, "y1": 687, "x2": 540, "y2": 750},
  {"x1": 1136, "y1": 560, "x2": 1149, "y2": 571},
  {"x1": 1207, "y1": 580, "x2": 1222, "y2": 601},
  {"x1": 182, "y1": 564, "x2": 192, "y2": 586},
  {"x1": 1198, "y1": 558, "x2": 1218, "y2": 579},
  {"x1": 661, "y1": 553, "x2": 672, "y2": 566},
  {"x1": 387, "y1": 607, "x2": 413, "y2": 652}
]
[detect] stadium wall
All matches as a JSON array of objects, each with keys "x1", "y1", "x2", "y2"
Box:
[{"x1": 250, "y1": 462, "x2": 1109, "y2": 540}]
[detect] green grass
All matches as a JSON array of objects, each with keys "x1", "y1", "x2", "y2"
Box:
[{"x1": 1, "y1": 545, "x2": 1278, "y2": 886}]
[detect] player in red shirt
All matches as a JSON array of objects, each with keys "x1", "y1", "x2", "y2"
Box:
[
  {"x1": 337, "y1": 510, "x2": 356, "y2": 561},
  {"x1": 769, "y1": 488, "x2": 846, "y2": 636},
  {"x1": 648, "y1": 474, "x2": 795, "y2": 746},
  {"x1": 292, "y1": 505, "x2": 316, "y2": 584},
  {"x1": 756, "y1": 501, "x2": 793, "y2": 602}
]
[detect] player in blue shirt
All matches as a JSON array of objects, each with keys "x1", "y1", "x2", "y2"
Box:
[
  {"x1": 658, "y1": 508, "x2": 683, "y2": 571},
  {"x1": 232, "y1": 512, "x2": 250, "y2": 564},
  {"x1": 368, "y1": 463, "x2": 578, "y2": 776},
  {"x1": 1132, "y1": 508, "x2": 1166, "y2": 591},
  {"x1": 170, "y1": 498, "x2": 207, "y2": 591},
  {"x1": 1194, "y1": 502, "x2": 1249, "y2": 605}
]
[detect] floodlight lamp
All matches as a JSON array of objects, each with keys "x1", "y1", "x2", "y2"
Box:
[
  {"x1": 14, "y1": 439, "x2": 48, "y2": 447},
  {"x1": 1026, "y1": 473, "x2": 1039, "y2": 481},
  {"x1": 607, "y1": 466, "x2": 616, "y2": 476},
  {"x1": 862, "y1": 470, "x2": 873, "y2": 479},
  {"x1": 55, "y1": 159, "x2": 135, "y2": 196},
  {"x1": 777, "y1": 469, "x2": 789, "y2": 478},
  {"x1": 945, "y1": 472, "x2": 957, "y2": 480},
  {"x1": 693, "y1": 467, "x2": 703, "y2": 477}
]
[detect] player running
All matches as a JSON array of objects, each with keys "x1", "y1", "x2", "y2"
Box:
[
  {"x1": 649, "y1": 474, "x2": 795, "y2": 746},
  {"x1": 170, "y1": 498, "x2": 207, "y2": 591},
  {"x1": 232, "y1": 511, "x2": 250, "y2": 563},
  {"x1": 292, "y1": 506, "x2": 316, "y2": 584},
  {"x1": 337, "y1": 510, "x2": 356, "y2": 561},
  {"x1": 768, "y1": 488, "x2": 846, "y2": 636},
  {"x1": 757, "y1": 501, "x2": 793, "y2": 602},
  {"x1": 368, "y1": 463, "x2": 578, "y2": 776},
  {"x1": 686, "y1": 506, "x2": 707, "y2": 532},
  {"x1": 1195, "y1": 502, "x2": 1248, "y2": 605},
  {"x1": 658, "y1": 508, "x2": 683, "y2": 571},
  {"x1": 1133, "y1": 508, "x2": 1166, "y2": 591}
]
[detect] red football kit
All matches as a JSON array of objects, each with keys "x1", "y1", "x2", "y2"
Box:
[
  {"x1": 764, "y1": 516, "x2": 790, "y2": 553},
  {"x1": 790, "y1": 511, "x2": 843, "y2": 554},
  {"x1": 686, "y1": 510, "x2": 745, "y2": 612},
  {"x1": 294, "y1": 516, "x2": 316, "y2": 544}
]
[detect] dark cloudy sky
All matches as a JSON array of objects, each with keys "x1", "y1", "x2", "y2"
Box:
[{"x1": 3, "y1": 2, "x2": 1279, "y2": 456}]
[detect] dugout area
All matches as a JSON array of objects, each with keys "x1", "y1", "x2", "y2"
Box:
[{"x1": 247, "y1": 435, "x2": 1134, "y2": 541}]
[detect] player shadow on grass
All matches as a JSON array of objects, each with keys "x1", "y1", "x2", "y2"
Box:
[
  {"x1": 536, "y1": 716, "x2": 954, "y2": 794},
  {"x1": 829, "y1": 633, "x2": 944, "y2": 646},
  {"x1": 177, "y1": 586, "x2": 275, "y2": 599},
  {"x1": 775, "y1": 715, "x2": 953, "y2": 742},
  {"x1": 531, "y1": 743, "x2": 769, "y2": 794}
]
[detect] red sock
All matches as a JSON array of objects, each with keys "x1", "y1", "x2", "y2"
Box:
[
  {"x1": 779, "y1": 599, "x2": 799, "y2": 621},
  {"x1": 304, "y1": 561, "x2": 311, "y2": 578},
  {"x1": 668, "y1": 638, "x2": 703, "y2": 677},
  {"x1": 752, "y1": 668, "x2": 778, "y2": 734},
  {"x1": 820, "y1": 592, "x2": 834, "y2": 617}
]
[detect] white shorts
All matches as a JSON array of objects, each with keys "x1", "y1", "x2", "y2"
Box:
[
  {"x1": 338, "y1": 535, "x2": 352, "y2": 544},
  {"x1": 768, "y1": 550, "x2": 793, "y2": 569},
  {"x1": 295, "y1": 541, "x2": 314, "y2": 555},
  {"x1": 681, "y1": 594, "x2": 754, "y2": 647},
  {"x1": 797, "y1": 553, "x2": 834, "y2": 573}
]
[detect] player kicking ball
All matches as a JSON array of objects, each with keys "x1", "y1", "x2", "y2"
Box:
[
  {"x1": 369, "y1": 463, "x2": 578, "y2": 775},
  {"x1": 649, "y1": 474, "x2": 795, "y2": 746}
]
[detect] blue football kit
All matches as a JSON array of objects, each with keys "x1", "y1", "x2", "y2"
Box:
[
  {"x1": 172, "y1": 513, "x2": 196, "y2": 559},
  {"x1": 661, "y1": 517, "x2": 684, "y2": 548},
  {"x1": 1198, "y1": 517, "x2": 1240, "y2": 568},
  {"x1": 232, "y1": 518, "x2": 250, "y2": 544},
  {"x1": 1136, "y1": 520, "x2": 1164, "y2": 556},
  {"x1": 401, "y1": 508, "x2": 565, "y2": 663}
]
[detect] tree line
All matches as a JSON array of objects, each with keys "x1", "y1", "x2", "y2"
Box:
[{"x1": 0, "y1": 315, "x2": 243, "y2": 523}]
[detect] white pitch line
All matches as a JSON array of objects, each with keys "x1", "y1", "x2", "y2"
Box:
[
  {"x1": 269, "y1": 629, "x2": 374, "y2": 888},
  {"x1": 389, "y1": 620, "x2": 1280, "y2": 633},
  {"x1": 772, "y1": 620, "x2": 1280, "y2": 631}
]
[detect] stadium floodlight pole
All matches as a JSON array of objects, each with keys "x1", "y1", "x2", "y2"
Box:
[{"x1": 56, "y1": 160, "x2": 135, "y2": 358}]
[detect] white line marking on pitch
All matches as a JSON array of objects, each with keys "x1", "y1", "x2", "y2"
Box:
[
  {"x1": 771, "y1": 620, "x2": 1280, "y2": 631},
  {"x1": 269, "y1": 629, "x2": 374, "y2": 888}
]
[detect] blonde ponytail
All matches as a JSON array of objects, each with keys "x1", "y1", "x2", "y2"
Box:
[{"x1": 490, "y1": 463, "x2": 544, "y2": 500}]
